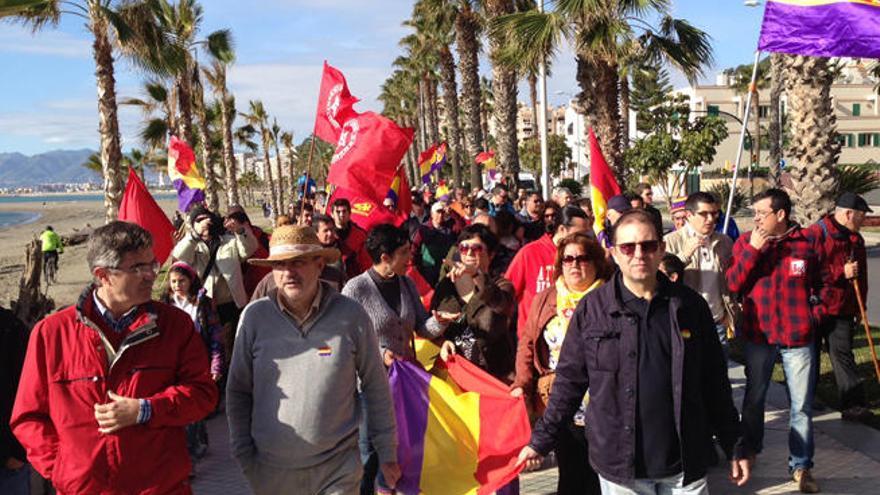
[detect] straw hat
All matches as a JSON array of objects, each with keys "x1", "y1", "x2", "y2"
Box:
[{"x1": 248, "y1": 225, "x2": 340, "y2": 266}]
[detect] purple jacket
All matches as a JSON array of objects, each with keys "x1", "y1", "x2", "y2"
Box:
[{"x1": 529, "y1": 273, "x2": 743, "y2": 485}]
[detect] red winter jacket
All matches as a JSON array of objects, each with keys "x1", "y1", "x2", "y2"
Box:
[
  {"x1": 805, "y1": 215, "x2": 868, "y2": 317},
  {"x1": 726, "y1": 225, "x2": 825, "y2": 347},
  {"x1": 504, "y1": 234, "x2": 557, "y2": 337},
  {"x1": 11, "y1": 287, "x2": 218, "y2": 495},
  {"x1": 339, "y1": 222, "x2": 372, "y2": 279}
]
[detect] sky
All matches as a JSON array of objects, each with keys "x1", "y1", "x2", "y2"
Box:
[{"x1": 0, "y1": 0, "x2": 767, "y2": 156}]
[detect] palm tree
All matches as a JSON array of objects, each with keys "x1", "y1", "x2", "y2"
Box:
[
  {"x1": 768, "y1": 53, "x2": 785, "y2": 185},
  {"x1": 485, "y1": 0, "x2": 520, "y2": 180},
  {"x1": 203, "y1": 61, "x2": 240, "y2": 206},
  {"x1": 271, "y1": 118, "x2": 286, "y2": 212},
  {"x1": 120, "y1": 79, "x2": 176, "y2": 185},
  {"x1": 3, "y1": 0, "x2": 163, "y2": 222},
  {"x1": 494, "y1": 1, "x2": 714, "y2": 181},
  {"x1": 782, "y1": 55, "x2": 840, "y2": 225},
  {"x1": 379, "y1": 69, "x2": 421, "y2": 184},
  {"x1": 455, "y1": 0, "x2": 484, "y2": 188},
  {"x1": 241, "y1": 100, "x2": 279, "y2": 219},
  {"x1": 191, "y1": 60, "x2": 220, "y2": 211},
  {"x1": 281, "y1": 131, "x2": 296, "y2": 201}
]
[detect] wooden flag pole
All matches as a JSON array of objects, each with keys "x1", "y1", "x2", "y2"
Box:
[
  {"x1": 299, "y1": 136, "x2": 317, "y2": 225},
  {"x1": 723, "y1": 50, "x2": 761, "y2": 235},
  {"x1": 853, "y1": 280, "x2": 880, "y2": 383}
]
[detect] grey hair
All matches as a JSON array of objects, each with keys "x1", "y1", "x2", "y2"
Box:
[
  {"x1": 553, "y1": 187, "x2": 572, "y2": 196},
  {"x1": 87, "y1": 221, "x2": 153, "y2": 271}
]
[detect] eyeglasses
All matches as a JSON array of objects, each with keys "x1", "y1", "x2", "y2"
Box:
[
  {"x1": 459, "y1": 243, "x2": 485, "y2": 255},
  {"x1": 561, "y1": 254, "x2": 591, "y2": 266},
  {"x1": 753, "y1": 209, "x2": 778, "y2": 220},
  {"x1": 107, "y1": 260, "x2": 160, "y2": 276},
  {"x1": 615, "y1": 240, "x2": 660, "y2": 257}
]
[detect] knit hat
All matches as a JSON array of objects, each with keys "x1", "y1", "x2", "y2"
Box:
[
  {"x1": 606, "y1": 195, "x2": 632, "y2": 213},
  {"x1": 247, "y1": 225, "x2": 340, "y2": 266},
  {"x1": 188, "y1": 205, "x2": 211, "y2": 226},
  {"x1": 670, "y1": 196, "x2": 688, "y2": 214}
]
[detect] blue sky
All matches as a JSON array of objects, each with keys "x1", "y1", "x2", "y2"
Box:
[{"x1": 0, "y1": 0, "x2": 766, "y2": 155}]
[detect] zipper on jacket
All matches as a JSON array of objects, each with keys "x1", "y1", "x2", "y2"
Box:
[{"x1": 55, "y1": 375, "x2": 103, "y2": 384}]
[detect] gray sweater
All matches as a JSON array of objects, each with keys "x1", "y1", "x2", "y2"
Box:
[
  {"x1": 226, "y1": 282, "x2": 396, "y2": 470},
  {"x1": 342, "y1": 271, "x2": 443, "y2": 360}
]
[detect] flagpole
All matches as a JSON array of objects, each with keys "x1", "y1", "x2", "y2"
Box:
[
  {"x1": 537, "y1": 0, "x2": 550, "y2": 200},
  {"x1": 299, "y1": 135, "x2": 317, "y2": 225},
  {"x1": 723, "y1": 50, "x2": 761, "y2": 235}
]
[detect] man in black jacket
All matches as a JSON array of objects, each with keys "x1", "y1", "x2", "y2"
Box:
[
  {"x1": 1, "y1": 308, "x2": 30, "y2": 495},
  {"x1": 517, "y1": 210, "x2": 750, "y2": 494}
]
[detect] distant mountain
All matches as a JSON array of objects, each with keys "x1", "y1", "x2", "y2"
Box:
[{"x1": 0, "y1": 149, "x2": 160, "y2": 187}]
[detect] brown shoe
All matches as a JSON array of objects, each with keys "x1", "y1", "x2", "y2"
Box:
[{"x1": 793, "y1": 468, "x2": 820, "y2": 493}]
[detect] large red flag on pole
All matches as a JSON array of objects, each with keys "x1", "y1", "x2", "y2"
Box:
[
  {"x1": 327, "y1": 111, "x2": 414, "y2": 207},
  {"x1": 313, "y1": 61, "x2": 360, "y2": 143},
  {"x1": 588, "y1": 128, "x2": 621, "y2": 247},
  {"x1": 118, "y1": 168, "x2": 175, "y2": 264}
]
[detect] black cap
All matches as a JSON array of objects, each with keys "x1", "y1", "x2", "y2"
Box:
[
  {"x1": 836, "y1": 192, "x2": 873, "y2": 213},
  {"x1": 607, "y1": 195, "x2": 633, "y2": 213}
]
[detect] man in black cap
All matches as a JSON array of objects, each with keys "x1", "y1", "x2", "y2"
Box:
[{"x1": 807, "y1": 192, "x2": 873, "y2": 421}]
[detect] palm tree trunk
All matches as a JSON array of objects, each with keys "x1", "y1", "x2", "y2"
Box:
[
  {"x1": 768, "y1": 53, "x2": 784, "y2": 186},
  {"x1": 487, "y1": 0, "x2": 520, "y2": 180},
  {"x1": 439, "y1": 46, "x2": 464, "y2": 188},
  {"x1": 619, "y1": 74, "x2": 630, "y2": 151},
  {"x1": 90, "y1": 14, "x2": 124, "y2": 223},
  {"x1": 177, "y1": 59, "x2": 195, "y2": 145},
  {"x1": 274, "y1": 139, "x2": 286, "y2": 213},
  {"x1": 456, "y1": 7, "x2": 484, "y2": 189},
  {"x1": 192, "y1": 63, "x2": 219, "y2": 211},
  {"x1": 286, "y1": 142, "x2": 296, "y2": 203},
  {"x1": 578, "y1": 57, "x2": 622, "y2": 181},
  {"x1": 529, "y1": 71, "x2": 538, "y2": 134},
  {"x1": 752, "y1": 88, "x2": 760, "y2": 200},
  {"x1": 417, "y1": 79, "x2": 429, "y2": 150},
  {"x1": 427, "y1": 76, "x2": 440, "y2": 146},
  {"x1": 783, "y1": 55, "x2": 840, "y2": 225},
  {"x1": 260, "y1": 130, "x2": 279, "y2": 220},
  {"x1": 219, "y1": 91, "x2": 240, "y2": 206}
]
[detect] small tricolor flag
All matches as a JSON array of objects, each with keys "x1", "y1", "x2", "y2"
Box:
[
  {"x1": 435, "y1": 181, "x2": 451, "y2": 202},
  {"x1": 317, "y1": 346, "x2": 332, "y2": 357},
  {"x1": 588, "y1": 128, "x2": 621, "y2": 247},
  {"x1": 390, "y1": 357, "x2": 530, "y2": 495},
  {"x1": 758, "y1": 0, "x2": 880, "y2": 58},
  {"x1": 418, "y1": 143, "x2": 447, "y2": 184},
  {"x1": 167, "y1": 136, "x2": 205, "y2": 212},
  {"x1": 475, "y1": 150, "x2": 498, "y2": 187}
]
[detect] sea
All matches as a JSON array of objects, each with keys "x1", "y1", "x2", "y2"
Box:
[{"x1": 0, "y1": 193, "x2": 176, "y2": 229}]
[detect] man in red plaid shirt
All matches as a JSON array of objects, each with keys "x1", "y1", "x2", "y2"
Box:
[{"x1": 727, "y1": 188, "x2": 825, "y2": 494}]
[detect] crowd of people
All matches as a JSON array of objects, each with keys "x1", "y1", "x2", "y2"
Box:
[{"x1": 0, "y1": 179, "x2": 874, "y2": 495}]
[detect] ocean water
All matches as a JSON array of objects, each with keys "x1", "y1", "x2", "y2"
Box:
[
  {"x1": 0, "y1": 192, "x2": 175, "y2": 204},
  {"x1": 0, "y1": 211, "x2": 41, "y2": 229}
]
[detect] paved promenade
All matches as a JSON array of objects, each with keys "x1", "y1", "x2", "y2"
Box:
[{"x1": 194, "y1": 363, "x2": 880, "y2": 494}]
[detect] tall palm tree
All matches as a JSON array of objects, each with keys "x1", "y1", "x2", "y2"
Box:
[
  {"x1": 455, "y1": 0, "x2": 484, "y2": 188},
  {"x1": 203, "y1": 61, "x2": 240, "y2": 206},
  {"x1": 485, "y1": 0, "x2": 520, "y2": 180},
  {"x1": 379, "y1": 69, "x2": 421, "y2": 184},
  {"x1": 241, "y1": 100, "x2": 279, "y2": 219},
  {"x1": 494, "y1": 1, "x2": 713, "y2": 181},
  {"x1": 782, "y1": 55, "x2": 840, "y2": 225},
  {"x1": 120, "y1": 79, "x2": 176, "y2": 168},
  {"x1": 3, "y1": 0, "x2": 167, "y2": 222},
  {"x1": 191, "y1": 60, "x2": 220, "y2": 211},
  {"x1": 768, "y1": 53, "x2": 785, "y2": 185},
  {"x1": 271, "y1": 118, "x2": 286, "y2": 212},
  {"x1": 280, "y1": 131, "x2": 296, "y2": 200}
]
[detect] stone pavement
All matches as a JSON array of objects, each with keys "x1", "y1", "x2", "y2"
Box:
[{"x1": 194, "y1": 363, "x2": 880, "y2": 494}]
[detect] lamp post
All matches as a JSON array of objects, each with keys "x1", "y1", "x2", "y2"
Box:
[{"x1": 537, "y1": 0, "x2": 550, "y2": 199}]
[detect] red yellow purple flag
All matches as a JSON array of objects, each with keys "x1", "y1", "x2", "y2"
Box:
[
  {"x1": 589, "y1": 128, "x2": 621, "y2": 246},
  {"x1": 758, "y1": 0, "x2": 880, "y2": 58}
]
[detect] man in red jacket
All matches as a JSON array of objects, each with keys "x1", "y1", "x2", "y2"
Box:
[
  {"x1": 506, "y1": 205, "x2": 591, "y2": 337},
  {"x1": 331, "y1": 198, "x2": 372, "y2": 278},
  {"x1": 806, "y1": 192, "x2": 872, "y2": 421},
  {"x1": 11, "y1": 221, "x2": 218, "y2": 495},
  {"x1": 726, "y1": 189, "x2": 824, "y2": 494}
]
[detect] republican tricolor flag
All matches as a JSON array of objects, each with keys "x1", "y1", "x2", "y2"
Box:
[
  {"x1": 758, "y1": 0, "x2": 880, "y2": 58},
  {"x1": 418, "y1": 143, "x2": 447, "y2": 184},
  {"x1": 588, "y1": 128, "x2": 621, "y2": 247},
  {"x1": 390, "y1": 357, "x2": 530, "y2": 495},
  {"x1": 167, "y1": 136, "x2": 205, "y2": 212}
]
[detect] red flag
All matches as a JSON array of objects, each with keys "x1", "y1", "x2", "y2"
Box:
[
  {"x1": 588, "y1": 127, "x2": 621, "y2": 242},
  {"x1": 327, "y1": 111, "x2": 414, "y2": 206},
  {"x1": 396, "y1": 169, "x2": 413, "y2": 218},
  {"x1": 314, "y1": 61, "x2": 360, "y2": 143},
  {"x1": 118, "y1": 168, "x2": 176, "y2": 264}
]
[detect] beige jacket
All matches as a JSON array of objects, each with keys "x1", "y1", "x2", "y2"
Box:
[
  {"x1": 172, "y1": 229, "x2": 258, "y2": 308},
  {"x1": 664, "y1": 226, "x2": 735, "y2": 322}
]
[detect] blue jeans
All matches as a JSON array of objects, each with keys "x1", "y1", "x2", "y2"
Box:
[
  {"x1": 0, "y1": 463, "x2": 30, "y2": 495},
  {"x1": 741, "y1": 341, "x2": 816, "y2": 472},
  {"x1": 358, "y1": 392, "x2": 387, "y2": 494},
  {"x1": 598, "y1": 473, "x2": 707, "y2": 495}
]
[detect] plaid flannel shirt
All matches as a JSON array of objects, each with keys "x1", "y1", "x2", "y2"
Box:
[{"x1": 726, "y1": 225, "x2": 825, "y2": 347}]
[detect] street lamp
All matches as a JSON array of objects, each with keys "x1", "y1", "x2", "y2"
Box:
[{"x1": 556, "y1": 90, "x2": 584, "y2": 181}]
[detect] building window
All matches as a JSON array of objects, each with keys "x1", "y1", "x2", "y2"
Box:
[
  {"x1": 858, "y1": 133, "x2": 871, "y2": 147},
  {"x1": 567, "y1": 123, "x2": 574, "y2": 135},
  {"x1": 707, "y1": 105, "x2": 719, "y2": 116},
  {"x1": 853, "y1": 103, "x2": 861, "y2": 116},
  {"x1": 838, "y1": 134, "x2": 855, "y2": 148},
  {"x1": 758, "y1": 105, "x2": 769, "y2": 119},
  {"x1": 874, "y1": 133, "x2": 880, "y2": 147}
]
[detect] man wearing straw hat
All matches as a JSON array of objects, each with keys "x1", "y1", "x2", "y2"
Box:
[{"x1": 226, "y1": 225, "x2": 399, "y2": 495}]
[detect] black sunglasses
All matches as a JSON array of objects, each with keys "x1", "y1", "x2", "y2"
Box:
[
  {"x1": 616, "y1": 240, "x2": 660, "y2": 257},
  {"x1": 561, "y1": 254, "x2": 591, "y2": 265}
]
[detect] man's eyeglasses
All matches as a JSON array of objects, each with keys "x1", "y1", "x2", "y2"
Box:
[
  {"x1": 561, "y1": 254, "x2": 591, "y2": 266},
  {"x1": 107, "y1": 260, "x2": 160, "y2": 276},
  {"x1": 753, "y1": 209, "x2": 775, "y2": 220},
  {"x1": 459, "y1": 243, "x2": 485, "y2": 255},
  {"x1": 615, "y1": 240, "x2": 660, "y2": 257}
]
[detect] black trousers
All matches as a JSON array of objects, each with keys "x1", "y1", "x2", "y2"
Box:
[
  {"x1": 818, "y1": 316, "x2": 865, "y2": 409},
  {"x1": 556, "y1": 423, "x2": 600, "y2": 495}
]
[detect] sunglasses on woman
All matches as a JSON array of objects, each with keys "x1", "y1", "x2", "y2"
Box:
[
  {"x1": 561, "y1": 254, "x2": 591, "y2": 266},
  {"x1": 615, "y1": 240, "x2": 660, "y2": 257},
  {"x1": 459, "y1": 243, "x2": 485, "y2": 254}
]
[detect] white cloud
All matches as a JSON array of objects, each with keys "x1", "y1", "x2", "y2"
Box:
[{"x1": 0, "y1": 26, "x2": 90, "y2": 58}]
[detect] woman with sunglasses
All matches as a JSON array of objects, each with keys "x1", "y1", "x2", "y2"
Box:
[
  {"x1": 434, "y1": 225, "x2": 517, "y2": 381},
  {"x1": 510, "y1": 233, "x2": 610, "y2": 495}
]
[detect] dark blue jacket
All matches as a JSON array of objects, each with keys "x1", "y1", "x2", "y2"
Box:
[{"x1": 530, "y1": 273, "x2": 743, "y2": 485}]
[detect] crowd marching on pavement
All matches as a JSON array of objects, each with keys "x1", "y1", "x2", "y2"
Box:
[{"x1": 1, "y1": 176, "x2": 876, "y2": 495}]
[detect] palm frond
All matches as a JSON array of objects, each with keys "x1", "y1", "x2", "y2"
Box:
[
  {"x1": 1, "y1": 0, "x2": 61, "y2": 30},
  {"x1": 206, "y1": 28, "x2": 234, "y2": 64}
]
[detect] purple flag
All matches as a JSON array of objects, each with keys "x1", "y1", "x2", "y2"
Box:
[
  {"x1": 172, "y1": 178, "x2": 205, "y2": 212},
  {"x1": 758, "y1": 0, "x2": 880, "y2": 58}
]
